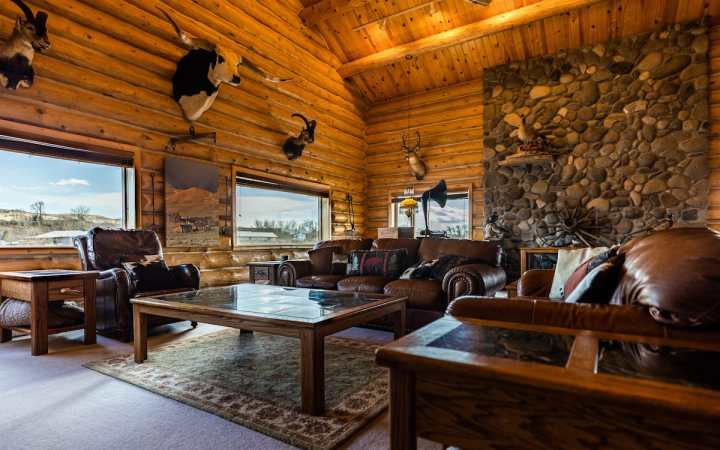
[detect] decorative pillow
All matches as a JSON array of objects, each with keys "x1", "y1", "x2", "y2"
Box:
[
  {"x1": 549, "y1": 247, "x2": 609, "y2": 299},
  {"x1": 348, "y1": 249, "x2": 407, "y2": 278},
  {"x1": 400, "y1": 259, "x2": 438, "y2": 280},
  {"x1": 122, "y1": 259, "x2": 178, "y2": 293},
  {"x1": 563, "y1": 246, "x2": 620, "y2": 299},
  {"x1": 308, "y1": 246, "x2": 339, "y2": 274},
  {"x1": 564, "y1": 248, "x2": 625, "y2": 304}
]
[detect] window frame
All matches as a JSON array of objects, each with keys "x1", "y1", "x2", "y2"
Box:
[
  {"x1": 388, "y1": 184, "x2": 473, "y2": 239},
  {"x1": 232, "y1": 168, "x2": 331, "y2": 249},
  {"x1": 0, "y1": 133, "x2": 138, "y2": 251}
]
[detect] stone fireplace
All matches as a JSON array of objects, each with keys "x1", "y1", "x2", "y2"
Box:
[{"x1": 483, "y1": 20, "x2": 709, "y2": 279}]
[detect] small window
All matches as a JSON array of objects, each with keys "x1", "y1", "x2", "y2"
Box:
[
  {"x1": 236, "y1": 176, "x2": 329, "y2": 247},
  {"x1": 391, "y1": 191, "x2": 470, "y2": 239},
  {"x1": 0, "y1": 139, "x2": 135, "y2": 248}
]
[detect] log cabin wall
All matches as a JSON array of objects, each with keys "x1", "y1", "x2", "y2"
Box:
[{"x1": 0, "y1": 0, "x2": 366, "y2": 286}]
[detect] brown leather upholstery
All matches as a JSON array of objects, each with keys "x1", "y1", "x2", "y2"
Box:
[
  {"x1": 612, "y1": 227, "x2": 720, "y2": 327},
  {"x1": 337, "y1": 276, "x2": 389, "y2": 294},
  {"x1": 443, "y1": 263, "x2": 507, "y2": 300},
  {"x1": 418, "y1": 238, "x2": 502, "y2": 266},
  {"x1": 315, "y1": 238, "x2": 372, "y2": 254},
  {"x1": 384, "y1": 279, "x2": 444, "y2": 310},
  {"x1": 517, "y1": 269, "x2": 554, "y2": 297},
  {"x1": 296, "y1": 275, "x2": 345, "y2": 290},
  {"x1": 373, "y1": 238, "x2": 421, "y2": 267},
  {"x1": 74, "y1": 227, "x2": 200, "y2": 341}
]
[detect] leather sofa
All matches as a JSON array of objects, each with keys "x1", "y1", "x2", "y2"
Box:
[
  {"x1": 448, "y1": 227, "x2": 720, "y2": 337},
  {"x1": 73, "y1": 228, "x2": 201, "y2": 341},
  {"x1": 279, "y1": 237, "x2": 506, "y2": 329}
]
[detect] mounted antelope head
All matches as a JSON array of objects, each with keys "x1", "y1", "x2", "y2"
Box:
[
  {"x1": 283, "y1": 113, "x2": 317, "y2": 160},
  {"x1": 402, "y1": 131, "x2": 427, "y2": 181},
  {"x1": 0, "y1": 0, "x2": 50, "y2": 90},
  {"x1": 160, "y1": 9, "x2": 288, "y2": 122}
]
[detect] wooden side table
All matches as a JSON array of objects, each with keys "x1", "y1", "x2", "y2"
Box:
[
  {"x1": 247, "y1": 261, "x2": 284, "y2": 285},
  {"x1": 0, "y1": 270, "x2": 98, "y2": 356}
]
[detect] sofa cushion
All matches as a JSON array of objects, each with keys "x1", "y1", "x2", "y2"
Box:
[
  {"x1": 612, "y1": 227, "x2": 720, "y2": 327},
  {"x1": 384, "y1": 279, "x2": 444, "y2": 310},
  {"x1": 348, "y1": 249, "x2": 407, "y2": 278},
  {"x1": 0, "y1": 299, "x2": 85, "y2": 329},
  {"x1": 373, "y1": 238, "x2": 421, "y2": 267},
  {"x1": 337, "y1": 276, "x2": 388, "y2": 294},
  {"x1": 296, "y1": 275, "x2": 346, "y2": 290},
  {"x1": 418, "y1": 239, "x2": 501, "y2": 267}
]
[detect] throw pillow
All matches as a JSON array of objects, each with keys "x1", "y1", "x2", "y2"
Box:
[
  {"x1": 348, "y1": 249, "x2": 408, "y2": 278},
  {"x1": 564, "y1": 252, "x2": 625, "y2": 304},
  {"x1": 122, "y1": 259, "x2": 178, "y2": 293},
  {"x1": 400, "y1": 259, "x2": 438, "y2": 280},
  {"x1": 308, "y1": 246, "x2": 339, "y2": 274},
  {"x1": 549, "y1": 247, "x2": 609, "y2": 299},
  {"x1": 563, "y1": 246, "x2": 620, "y2": 299}
]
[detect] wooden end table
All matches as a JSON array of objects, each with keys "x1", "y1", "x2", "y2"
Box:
[
  {"x1": 0, "y1": 270, "x2": 98, "y2": 356},
  {"x1": 247, "y1": 261, "x2": 284, "y2": 285}
]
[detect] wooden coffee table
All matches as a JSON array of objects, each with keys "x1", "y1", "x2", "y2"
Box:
[
  {"x1": 131, "y1": 284, "x2": 407, "y2": 415},
  {"x1": 377, "y1": 316, "x2": 720, "y2": 450}
]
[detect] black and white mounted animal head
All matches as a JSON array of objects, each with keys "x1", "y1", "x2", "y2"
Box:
[
  {"x1": 160, "y1": 8, "x2": 289, "y2": 122},
  {"x1": 282, "y1": 113, "x2": 317, "y2": 161},
  {"x1": 402, "y1": 131, "x2": 427, "y2": 181},
  {"x1": 0, "y1": 0, "x2": 50, "y2": 90}
]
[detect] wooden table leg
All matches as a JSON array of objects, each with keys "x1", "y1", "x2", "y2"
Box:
[
  {"x1": 1, "y1": 327, "x2": 11, "y2": 343},
  {"x1": 133, "y1": 305, "x2": 148, "y2": 364},
  {"x1": 83, "y1": 278, "x2": 96, "y2": 345},
  {"x1": 394, "y1": 304, "x2": 407, "y2": 340},
  {"x1": 300, "y1": 329, "x2": 324, "y2": 415},
  {"x1": 31, "y1": 281, "x2": 49, "y2": 356},
  {"x1": 390, "y1": 368, "x2": 417, "y2": 450}
]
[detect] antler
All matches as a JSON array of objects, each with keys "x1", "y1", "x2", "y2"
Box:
[
  {"x1": 159, "y1": 8, "x2": 214, "y2": 51},
  {"x1": 415, "y1": 131, "x2": 421, "y2": 151},
  {"x1": 10, "y1": 0, "x2": 34, "y2": 24}
]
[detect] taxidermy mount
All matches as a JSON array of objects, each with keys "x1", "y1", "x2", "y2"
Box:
[
  {"x1": 283, "y1": 113, "x2": 317, "y2": 160},
  {"x1": 0, "y1": 0, "x2": 50, "y2": 90},
  {"x1": 402, "y1": 131, "x2": 427, "y2": 180},
  {"x1": 160, "y1": 9, "x2": 289, "y2": 122}
]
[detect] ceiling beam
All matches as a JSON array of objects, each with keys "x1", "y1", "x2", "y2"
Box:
[
  {"x1": 300, "y1": 0, "x2": 370, "y2": 26},
  {"x1": 337, "y1": 0, "x2": 606, "y2": 78}
]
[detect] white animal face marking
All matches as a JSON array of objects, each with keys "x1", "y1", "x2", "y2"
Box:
[
  {"x1": 211, "y1": 46, "x2": 241, "y2": 86},
  {"x1": 179, "y1": 91, "x2": 218, "y2": 122}
]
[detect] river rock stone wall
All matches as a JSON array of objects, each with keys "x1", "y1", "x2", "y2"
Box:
[{"x1": 483, "y1": 21, "x2": 709, "y2": 276}]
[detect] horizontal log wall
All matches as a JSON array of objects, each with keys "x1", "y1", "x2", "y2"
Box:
[
  {"x1": 364, "y1": 79, "x2": 486, "y2": 239},
  {"x1": 0, "y1": 0, "x2": 366, "y2": 286}
]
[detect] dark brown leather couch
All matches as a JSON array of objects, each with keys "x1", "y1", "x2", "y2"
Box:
[
  {"x1": 73, "y1": 228, "x2": 201, "y2": 341},
  {"x1": 279, "y1": 237, "x2": 506, "y2": 329},
  {"x1": 449, "y1": 227, "x2": 720, "y2": 336}
]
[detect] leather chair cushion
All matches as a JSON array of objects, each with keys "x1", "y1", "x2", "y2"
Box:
[
  {"x1": 0, "y1": 299, "x2": 85, "y2": 329},
  {"x1": 373, "y1": 239, "x2": 421, "y2": 267},
  {"x1": 308, "y1": 246, "x2": 339, "y2": 274},
  {"x1": 337, "y1": 276, "x2": 389, "y2": 293},
  {"x1": 418, "y1": 238, "x2": 501, "y2": 267},
  {"x1": 384, "y1": 279, "x2": 444, "y2": 310},
  {"x1": 296, "y1": 275, "x2": 346, "y2": 290},
  {"x1": 87, "y1": 227, "x2": 163, "y2": 270},
  {"x1": 612, "y1": 227, "x2": 720, "y2": 327}
]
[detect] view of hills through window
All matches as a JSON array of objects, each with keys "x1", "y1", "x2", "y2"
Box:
[
  {"x1": 0, "y1": 151, "x2": 125, "y2": 247},
  {"x1": 236, "y1": 184, "x2": 322, "y2": 246},
  {"x1": 396, "y1": 194, "x2": 470, "y2": 239}
]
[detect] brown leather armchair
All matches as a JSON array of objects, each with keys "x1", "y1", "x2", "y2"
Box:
[{"x1": 73, "y1": 228, "x2": 201, "y2": 341}]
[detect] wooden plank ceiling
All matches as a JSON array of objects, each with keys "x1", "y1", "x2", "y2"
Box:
[{"x1": 300, "y1": 0, "x2": 717, "y2": 104}]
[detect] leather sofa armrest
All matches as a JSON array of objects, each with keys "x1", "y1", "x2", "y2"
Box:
[
  {"x1": 168, "y1": 264, "x2": 201, "y2": 290},
  {"x1": 517, "y1": 269, "x2": 555, "y2": 298},
  {"x1": 331, "y1": 261, "x2": 348, "y2": 275},
  {"x1": 442, "y1": 263, "x2": 507, "y2": 302},
  {"x1": 278, "y1": 260, "x2": 313, "y2": 287},
  {"x1": 97, "y1": 267, "x2": 132, "y2": 301}
]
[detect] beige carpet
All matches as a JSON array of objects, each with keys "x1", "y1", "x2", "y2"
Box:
[{"x1": 85, "y1": 329, "x2": 388, "y2": 450}]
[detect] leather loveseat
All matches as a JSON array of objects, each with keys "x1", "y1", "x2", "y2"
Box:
[
  {"x1": 279, "y1": 237, "x2": 506, "y2": 329},
  {"x1": 74, "y1": 228, "x2": 201, "y2": 341}
]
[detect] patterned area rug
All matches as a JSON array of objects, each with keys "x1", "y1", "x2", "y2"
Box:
[{"x1": 85, "y1": 330, "x2": 388, "y2": 450}]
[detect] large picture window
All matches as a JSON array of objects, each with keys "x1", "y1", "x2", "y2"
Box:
[
  {"x1": 236, "y1": 176, "x2": 329, "y2": 247},
  {"x1": 0, "y1": 138, "x2": 135, "y2": 248},
  {"x1": 391, "y1": 191, "x2": 470, "y2": 239}
]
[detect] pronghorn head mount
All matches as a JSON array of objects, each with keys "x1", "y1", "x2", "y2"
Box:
[{"x1": 0, "y1": 0, "x2": 50, "y2": 90}]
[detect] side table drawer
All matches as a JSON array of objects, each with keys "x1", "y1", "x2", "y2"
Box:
[{"x1": 48, "y1": 279, "x2": 85, "y2": 301}]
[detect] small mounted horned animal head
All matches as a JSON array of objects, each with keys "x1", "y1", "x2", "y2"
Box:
[
  {"x1": 402, "y1": 131, "x2": 427, "y2": 181},
  {"x1": 160, "y1": 9, "x2": 289, "y2": 122},
  {"x1": 283, "y1": 113, "x2": 317, "y2": 160},
  {"x1": 0, "y1": 0, "x2": 50, "y2": 90}
]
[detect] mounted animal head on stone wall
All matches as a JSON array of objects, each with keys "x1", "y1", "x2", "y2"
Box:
[
  {"x1": 0, "y1": 0, "x2": 50, "y2": 90},
  {"x1": 160, "y1": 9, "x2": 288, "y2": 122},
  {"x1": 402, "y1": 131, "x2": 427, "y2": 181},
  {"x1": 282, "y1": 113, "x2": 317, "y2": 160}
]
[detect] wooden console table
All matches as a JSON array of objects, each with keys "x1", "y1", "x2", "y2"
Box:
[
  {"x1": 376, "y1": 316, "x2": 720, "y2": 450},
  {"x1": 247, "y1": 261, "x2": 284, "y2": 285},
  {"x1": 0, "y1": 270, "x2": 98, "y2": 355}
]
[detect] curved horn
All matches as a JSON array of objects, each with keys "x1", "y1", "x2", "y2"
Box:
[
  {"x1": 158, "y1": 8, "x2": 214, "y2": 51},
  {"x1": 10, "y1": 0, "x2": 35, "y2": 24},
  {"x1": 240, "y1": 57, "x2": 292, "y2": 83},
  {"x1": 291, "y1": 113, "x2": 311, "y2": 129}
]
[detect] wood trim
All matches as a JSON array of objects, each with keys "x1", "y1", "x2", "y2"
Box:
[
  {"x1": 337, "y1": 0, "x2": 607, "y2": 78},
  {"x1": 300, "y1": 0, "x2": 369, "y2": 26}
]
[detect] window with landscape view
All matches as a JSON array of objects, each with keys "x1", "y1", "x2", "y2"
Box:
[
  {"x1": 236, "y1": 177, "x2": 329, "y2": 246},
  {"x1": 392, "y1": 192, "x2": 470, "y2": 239},
  {"x1": 0, "y1": 148, "x2": 135, "y2": 247}
]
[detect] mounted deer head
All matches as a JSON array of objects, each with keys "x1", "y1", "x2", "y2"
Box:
[
  {"x1": 160, "y1": 9, "x2": 289, "y2": 122},
  {"x1": 283, "y1": 113, "x2": 317, "y2": 160},
  {"x1": 0, "y1": 0, "x2": 50, "y2": 90},
  {"x1": 402, "y1": 131, "x2": 427, "y2": 181}
]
